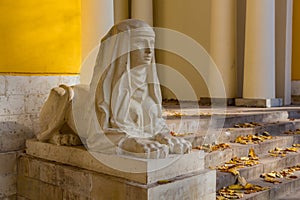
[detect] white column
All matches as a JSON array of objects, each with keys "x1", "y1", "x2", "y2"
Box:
[
  {"x1": 114, "y1": 0, "x2": 129, "y2": 24},
  {"x1": 275, "y1": 0, "x2": 293, "y2": 105},
  {"x1": 131, "y1": 0, "x2": 153, "y2": 26},
  {"x1": 210, "y1": 0, "x2": 237, "y2": 98},
  {"x1": 243, "y1": 0, "x2": 275, "y2": 99}
]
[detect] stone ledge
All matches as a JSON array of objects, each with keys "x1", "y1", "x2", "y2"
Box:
[
  {"x1": 18, "y1": 154, "x2": 216, "y2": 200},
  {"x1": 199, "y1": 97, "x2": 235, "y2": 106},
  {"x1": 25, "y1": 139, "x2": 204, "y2": 184},
  {"x1": 235, "y1": 98, "x2": 283, "y2": 108}
]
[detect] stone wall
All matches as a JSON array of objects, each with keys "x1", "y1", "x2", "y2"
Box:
[{"x1": 0, "y1": 75, "x2": 79, "y2": 199}]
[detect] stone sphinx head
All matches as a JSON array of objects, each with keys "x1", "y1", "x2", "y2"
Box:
[{"x1": 92, "y1": 19, "x2": 165, "y2": 138}]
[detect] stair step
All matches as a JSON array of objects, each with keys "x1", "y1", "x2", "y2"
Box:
[
  {"x1": 203, "y1": 135, "x2": 296, "y2": 168},
  {"x1": 277, "y1": 187, "x2": 300, "y2": 200},
  {"x1": 178, "y1": 120, "x2": 300, "y2": 146},
  {"x1": 239, "y1": 170, "x2": 300, "y2": 200},
  {"x1": 216, "y1": 151, "x2": 300, "y2": 190},
  {"x1": 165, "y1": 110, "x2": 294, "y2": 132}
]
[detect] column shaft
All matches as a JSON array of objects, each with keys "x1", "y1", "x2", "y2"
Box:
[
  {"x1": 243, "y1": 0, "x2": 275, "y2": 99},
  {"x1": 131, "y1": 0, "x2": 153, "y2": 26},
  {"x1": 114, "y1": 0, "x2": 129, "y2": 24}
]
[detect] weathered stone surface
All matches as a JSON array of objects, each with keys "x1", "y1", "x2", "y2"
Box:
[
  {"x1": 0, "y1": 76, "x2": 5, "y2": 96},
  {"x1": 235, "y1": 98, "x2": 283, "y2": 108},
  {"x1": 0, "y1": 152, "x2": 17, "y2": 174},
  {"x1": 0, "y1": 122, "x2": 33, "y2": 152},
  {"x1": 0, "y1": 95, "x2": 25, "y2": 116},
  {"x1": 199, "y1": 97, "x2": 235, "y2": 106},
  {"x1": 0, "y1": 194, "x2": 16, "y2": 200},
  {"x1": 0, "y1": 174, "x2": 16, "y2": 198},
  {"x1": 17, "y1": 175, "x2": 63, "y2": 200},
  {"x1": 148, "y1": 170, "x2": 216, "y2": 200},
  {"x1": 25, "y1": 139, "x2": 204, "y2": 184},
  {"x1": 204, "y1": 149, "x2": 233, "y2": 168},
  {"x1": 18, "y1": 155, "x2": 215, "y2": 200},
  {"x1": 24, "y1": 94, "x2": 48, "y2": 114}
]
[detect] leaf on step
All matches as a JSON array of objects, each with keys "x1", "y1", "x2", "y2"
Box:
[
  {"x1": 284, "y1": 129, "x2": 300, "y2": 135},
  {"x1": 194, "y1": 143, "x2": 230, "y2": 152},
  {"x1": 287, "y1": 175, "x2": 298, "y2": 179},
  {"x1": 264, "y1": 177, "x2": 281, "y2": 184},
  {"x1": 248, "y1": 148, "x2": 259, "y2": 160},
  {"x1": 228, "y1": 168, "x2": 240, "y2": 176},
  {"x1": 233, "y1": 122, "x2": 261, "y2": 128},
  {"x1": 157, "y1": 179, "x2": 173, "y2": 184},
  {"x1": 217, "y1": 182, "x2": 269, "y2": 199},
  {"x1": 234, "y1": 133, "x2": 273, "y2": 145},
  {"x1": 170, "y1": 131, "x2": 193, "y2": 137},
  {"x1": 228, "y1": 184, "x2": 244, "y2": 190},
  {"x1": 293, "y1": 144, "x2": 300, "y2": 147},
  {"x1": 268, "y1": 146, "x2": 298, "y2": 157},
  {"x1": 285, "y1": 147, "x2": 298, "y2": 152}
]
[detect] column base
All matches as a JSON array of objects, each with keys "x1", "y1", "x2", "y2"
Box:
[
  {"x1": 235, "y1": 98, "x2": 283, "y2": 108},
  {"x1": 199, "y1": 97, "x2": 235, "y2": 106}
]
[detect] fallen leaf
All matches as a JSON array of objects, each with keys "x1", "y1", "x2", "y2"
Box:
[
  {"x1": 248, "y1": 148, "x2": 259, "y2": 160},
  {"x1": 264, "y1": 177, "x2": 281, "y2": 184},
  {"x1": 157, "y1": 180, "x2": 173, "y2": 184},
  {"x1": 228, "y1": 184, "x2": 244, "y2": 190}
]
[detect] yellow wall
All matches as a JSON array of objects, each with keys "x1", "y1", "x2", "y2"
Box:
[
  {"x1": 0, "y1": 0, "x2": 81, "y2": 74},
  {"x1": 292, "y1": 0, "x2": 300, "y2": 80}
]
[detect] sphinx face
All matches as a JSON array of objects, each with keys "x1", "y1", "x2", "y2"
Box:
[{"x1": 130, "y1": 35, "x2": 155, "y2": 67}]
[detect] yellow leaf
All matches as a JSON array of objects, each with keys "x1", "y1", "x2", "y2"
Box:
[
  {"x1": 228, "y1": 184, "x2": 244, "y2": 190},
  {"x1": 228, "y1": 168, "x2": 240, "y2": 176},
  {"x1": 248, "y1": 148, "x2": 259, "y2": 160},
  {"x1": 157, "y1": 180, "x2": 173, "y2": 184},
  {"x1": 286, "y1": 147, "x2": 298, "y2": 152},
  {"x1": 264, "y1": 177, "x2": 281, "y2": 184}
]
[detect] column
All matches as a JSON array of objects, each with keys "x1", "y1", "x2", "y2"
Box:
[
  {"x1": 114, "y1": 0, "x2": 129, "y2": 24},
  {"x1": 236, "y1": 0, "x2": 282, "y2": 107},
  {"x1": 208, "y1": 0, "x2": 237, "y2": 105},
  {"x1": 275, "y1": 0, "x2": 293, "y2": 105},
  {"x1": 131, "y1": 0, "x2": 153, "y2": 26}
]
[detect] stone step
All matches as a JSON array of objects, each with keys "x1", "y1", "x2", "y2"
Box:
[
  {"x1": 204, "y1": 135, "x2": 296, "y2": 169},
  {"x1": 239, "y1": 170, "x2": 300, "y2": 200},
  {"x1": 216, "y1": 151, "x2": 300, "y2": 190},
  {"x1": 164, "y1": 108, "x2": 298, "y2": 133},
  {"x1": 180, "y1": 120, "x2": 300, "y2": 146},
  {"x1": 277, "y1": 187, "x2": 300, "y2": 200}
]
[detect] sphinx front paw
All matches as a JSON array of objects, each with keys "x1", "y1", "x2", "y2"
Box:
[
  {"x1": 154, "y1": 133, "x2": 192, "y2": 154},
  {"x1": 118, "y1": 137, "x2": 169, "y2": 159}
]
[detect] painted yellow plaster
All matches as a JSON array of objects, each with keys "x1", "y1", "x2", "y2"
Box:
[
  {"x1": 0, "y1": 0, "x2": 81, "y2": 74},
  {"x1": 292, "y1": 0, "x2": 300, "y2": 80}
]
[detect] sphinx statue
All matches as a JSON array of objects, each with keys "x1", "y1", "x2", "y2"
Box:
[{"x1": 36, "y1": 19, "x2": 192, "y2": 159}]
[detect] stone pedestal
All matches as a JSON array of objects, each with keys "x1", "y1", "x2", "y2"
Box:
[
  {"x1": 18, "y1": 139, "x2": 216, "y2": 200},
  {"x1": 235, "y1": 98, "x2": 283, "y2": 108},
  {"x1": 199, "y1": 97, "x2": 235, "y2": 106}
]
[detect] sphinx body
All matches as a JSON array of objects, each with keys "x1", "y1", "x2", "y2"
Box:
[{"x1": 37, "y1": 19, "x2": 192, "y2": 159}]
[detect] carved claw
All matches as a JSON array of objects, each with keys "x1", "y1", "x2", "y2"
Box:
[
  {"x1": 118, "y1": 137, "x2": 169, "y2": 159},
  {"x1": 154, "y1": 133, "x2": 192, "y2": 154}
]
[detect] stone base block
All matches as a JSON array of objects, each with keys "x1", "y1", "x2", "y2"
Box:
[
  {"x1": 292, "y1": 95, "x2": 300, "y2": 105},
  {"x1": 25, "y1": 139, "x2": 205, "y2": 184},
  {"x1": 199, "y1": 97, "x2": 235, "y2": 106},
  {"x1": 17, "y1": 154, "x2": 216, "y2": 200},
  {"x1": 235, "y1": 98, "x2": 283, "y2": 108}
]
